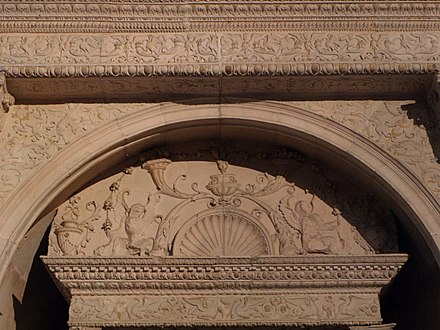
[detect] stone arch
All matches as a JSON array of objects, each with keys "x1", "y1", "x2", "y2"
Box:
[{"x1": 1, "y1": 100, "x2": 440, "y2": 327}]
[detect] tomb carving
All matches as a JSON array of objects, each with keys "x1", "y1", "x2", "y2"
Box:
[
  {"x1": 43, "y1": 145, "x2": 406, "y2": 329},
  {"x1": 48, "y1": 148, "x2": 397, "y2": 258}
]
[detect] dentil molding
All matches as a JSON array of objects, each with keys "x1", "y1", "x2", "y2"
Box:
[{"x1": 42, "y1": 255, "x2": 407, "y2": 328}]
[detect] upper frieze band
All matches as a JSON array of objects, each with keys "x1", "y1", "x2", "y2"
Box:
[{"x1": 1, "y1": 1, "x2": 440, "y2": 33}]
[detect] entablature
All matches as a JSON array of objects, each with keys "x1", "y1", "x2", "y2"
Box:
[{"x1": 42, "y1": 255, "x2": 407, "y2": 328}]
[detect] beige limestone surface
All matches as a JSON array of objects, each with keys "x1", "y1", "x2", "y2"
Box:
[{"x1": 1, "y1": 1, "x2": 440, "y2": 329}]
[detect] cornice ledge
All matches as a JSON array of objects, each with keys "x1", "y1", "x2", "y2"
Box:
[
  {"x1": 4, "y1": 63, "x2": 435, "y2": 79},
  {"x1": 1, "y1": 1, "x2": 440, "y2": 33},
  {"x1": 42, "y1": 254, "x2": 406, "y2": 328},
  {"x1": 41, "y1": 255, "x2": 408, "y2": 293},
  {"x1": 41, "y1": 254, "x2": 409, "y2": 266}
]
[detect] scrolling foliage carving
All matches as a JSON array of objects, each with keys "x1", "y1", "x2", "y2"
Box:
[
  {"x1": 299, "y1": 100, "x2": 440, "y2": 200},
  {"x1": 1, "y1": 101, "x2": 438, "y2": 222},
  {"x1": 48, "y1": 144, "x2": 397, "y2": 257},
  {"x1": 2, "y1": 32, "x2": 439, "y2": 78},
  {"x1": 69, "y1": 293, "x2": 381, "y2": 326},
  {"x1": 0, "y1": 103, "x2": 150, "y2": 208},
  {"x1": 44, "y1": 143, "x2": 405, "y2": 328}
]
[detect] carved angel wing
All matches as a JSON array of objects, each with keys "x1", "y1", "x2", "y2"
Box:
[
  {"x1": 278, "y1": 195, "x2": 301, "y2": 232},
  {"x1": 251, "y1": 174, "x2": 293, "y2": 197}
]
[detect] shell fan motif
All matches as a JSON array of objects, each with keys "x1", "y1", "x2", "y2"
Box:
[{"x1": 176, "y1": 213, "x2": 269, "y2": 257}]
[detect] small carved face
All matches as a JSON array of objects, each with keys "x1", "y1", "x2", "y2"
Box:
[
  {"x1": 129, "y1": 204, "x2": 145, "y2": 218},
  {"x1": 295, "y1": 201, "x2": 312, "y2": 217}
]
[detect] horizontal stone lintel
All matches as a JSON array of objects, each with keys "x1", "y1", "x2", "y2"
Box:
[{"x1": 2, "y1": 30, "x2": 439, "y2": 102}]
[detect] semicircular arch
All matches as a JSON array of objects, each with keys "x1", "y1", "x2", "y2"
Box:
[{"x1": 1, "y1": 100, "x2": 440, "y2": 286}]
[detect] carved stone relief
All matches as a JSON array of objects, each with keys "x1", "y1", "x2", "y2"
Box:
[
  {"x1": 0, "y1": 2, "x2": 437, "y2": 329},
  {"x1": 2, "y1": 32, "x2": 438, "y2": 78},
  {"x1": 43, "y1": 254, "x2": 407, "y2": 328},
  {"x1": 0, "y1": 103, "x2": 149, "y2": 207},
  {"x1": 297, "y1": 100, "x2": 440, "y2": 200},
  {"x1": 48, "y1": 145, "x2": 398, "y2": 258},
  {"x1": 42, "y1": 142, "x2": 406, "y2": 328},
  {"x1": 68, "y1": 293, "x2": 381, "y2": 326},
  {"x1": 0, "y1": 72, "x2": 14, "y2": 115},
  {"x1": 0, "y1": 100, "x2": 438, "y2": 218},
  {"x1": 0, "y1": 72, "x2": 15, "y2": 134}
]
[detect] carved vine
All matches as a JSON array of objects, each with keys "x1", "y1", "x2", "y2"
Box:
[
  {"x1": 0, "y1": 104, "x2": 149, "y2": 207},
  {"x1": 0, "y1": 100, "x2": 438, "y2": 229},
  {"x1": 1, "y1": 32, "x2": 439, "y2": 78},
  {"x1": 68, "y1": 294, "x2": 381, "y2": 325},
  {"x1": 49, "y1": 156, "x2": 396, "y2": 257},
  {"x1": 301, "y1": 100, "x2": 440, "y2": 201}
]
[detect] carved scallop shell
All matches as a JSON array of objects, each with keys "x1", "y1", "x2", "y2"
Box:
[{"x1": 175, "y1": 213, "x2": 269, "y2": 257}]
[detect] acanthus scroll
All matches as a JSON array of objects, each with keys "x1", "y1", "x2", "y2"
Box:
[{"x1": 48, "y1": 147, "x2": 398, "y2": 257}]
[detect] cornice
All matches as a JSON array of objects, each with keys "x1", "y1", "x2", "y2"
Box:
[
  {"x1": 42, "y1": 255, "x2": 409, "y2": 266},
  {"x1": 1, "y1": 1, "x2": 440, "y2": 33},
  {"x1": 42, "y1": 255, "x2": 406, "y2": 327},
  {"x1": 42, "y1": 255, "x2": 407, "y2": 294}
]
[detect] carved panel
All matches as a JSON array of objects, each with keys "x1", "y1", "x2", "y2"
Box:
[
  {"x1": 0, "y1": 104, "x2": 149, "y2": 207},
  {"x1": 47, "y1": 145, "x2": 398, "y2": 258},
  {"x1": 43, "y1": 144, "x2": 406, "y2": 328},
  {"x1": 2, "y1": 32, "x2": 438, "y2": 78},
  {"x1": 68, "y1": 293, "x2": 381, "y2": 326},
  {"x1": 298, "y1": 101, "x2": 440, "y2": 200}
]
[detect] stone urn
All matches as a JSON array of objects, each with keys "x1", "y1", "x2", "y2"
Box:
[
  {"x1": 206, "y1": 172, "x2": 240, "y2": 198},
  {"x1": 54, "y1": 221, "x2": 84, "y2": 255}
]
